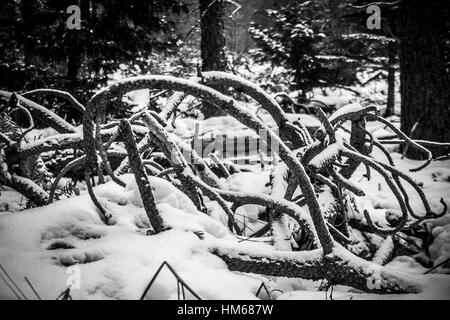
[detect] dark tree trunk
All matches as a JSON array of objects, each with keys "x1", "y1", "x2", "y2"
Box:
[
  {"x1": 340, "y1": 117, "x2": 369, "y2": 179},
  {"x1": 399, "y1": 0, "x2": 450, "y2": 158},
  {"x1": 329, "y1": 0, "x2": 343, "y2": 40},
  {"x1": 385, "y1": 65, "x2": 396, "y2": 117},
  {"x1": 384, "y1": 43, "x2": 398, "y2": 118},
  {"x1": 199, "y1": 0, "x2": 228, "y2": 118},
  {"x1": 67, "y1": 50, "x2": 83, "y2": 81},
  {"x1": 20, "y1": 0, "x2": 40, "y2": 67},
  {"x1": 292, "y1": 45, "x2": 309, "y2": 98},
  {"x1": 200, "y1": 0, "x2": 227, "y2": 72},
  {"x1": 66, "y1": 0, "x2": 89, "y2": 96}
]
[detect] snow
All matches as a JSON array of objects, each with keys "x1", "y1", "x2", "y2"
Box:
[
  {"x1": 386, "y1": 256, "x2": 427, "y2": 274},
  {"x1": 225, "y1": 171, "x2": 271, "y2": 195},
  {"x1": 352, "y1": 151, "x2": 450, "y2": 220},
  {"x1": 170, "y1": 112, "x2": 320, "y2": 146},
  {"x1": 429, "y1": 226, "x2": 450, "y2": 270},
  {"x1": 21, "y1": 133, "x2": 82, "y2": 150},
  {"x1": 309, "y1": 143, "x2": 340, "y2": 169},
  {"x1": 24, "y1": 128, "x2": 61, "y2": 142},
  {"x1": 328, "y1": 103, "x2": 365, "y2": 123},
  {"x1": 0, "y1": 174, "x2": 266, "y2": 300},
  {"x1": 168, "y1": 115, "x2": 255, "y2": 139},
  {"x1": 2, "y1": 122, "x2": 450, "y2": 299},
  {"x1": 221, "y1": 171, "x2": 271, "y2": 236},
  {"x1": 1, "y1": 160, "x2": 450, "y2": 300},
  {"x1": 372, "y1": 236, "x2": 394, "y2": 265},
  {"x1": 278, "y1": 274, "x2": 450, "y2": 300},
  {"x1": 347, "y1": 150, "x2": 450, "y2": 273},
  {"x1": 0, "y1": 188, "x2": 25, "y2": 212},
  {"x1": 312, "y1": 95, "x2": 354, "y2": 110},
  {"x1": 94, "y1": 175, "x2": 199, "y2": 216}
]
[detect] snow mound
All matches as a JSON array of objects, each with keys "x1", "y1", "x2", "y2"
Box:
[
  {"x1": 429, "y1": 225, "x2": 450, "y2": 270},
  {"x1": 0, "y1": 176, "x2": 266, "y2": 300}
]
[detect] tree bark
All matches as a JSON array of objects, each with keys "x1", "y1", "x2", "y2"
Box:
[
  {"x1": 340, "y1": 117, "x2": 368, "y2": 179},
  {"x1": 67, "y1": 0, "x2": 89, "y2": 77},
  {"x1": 212, "y1": 246, "x2": 421, "y2": 294},
  {"x1": 67, "y1": 49, "x2": 84, "y2": 81},
  {"x1": 200, "y1": 0, "x2": 228, "y2": 72},
  {"x1": 199, "y1": 0, "x2": 228, "y2": 118},
  {"x1": 385, "y1": 43, "x2": 398, "y2": 118},
  {"x1": 399, "y1": 0, "x2": 450, "y2": 158},
  {"x1": 268, "y1": 164, "x2": 292, "y2": 250}
]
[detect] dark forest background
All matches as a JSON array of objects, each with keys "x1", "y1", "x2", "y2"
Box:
[{"x1": 0, "y1": 0, "x2": 449, "y2": 157}]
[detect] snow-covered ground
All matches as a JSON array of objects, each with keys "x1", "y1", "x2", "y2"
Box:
[
  {"x1": 1, "y1": 150, "x2": 450, "y2": 300},
  {"x1": 0, "y1": 76, "x2": 447, "y2": 300}
]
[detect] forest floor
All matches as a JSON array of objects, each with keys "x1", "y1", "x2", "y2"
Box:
[{"x1": 1, "y1": 113, "x2": 450, "y2": 300}]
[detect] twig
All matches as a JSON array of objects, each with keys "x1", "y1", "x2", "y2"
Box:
[
  {"x1": 424, "y1": 258, "x2": 450, "y2": 275},
  {"x1": 371, "y1": 115, "x2": 433, "y2": 172},
  {"x1": 24, "y1": 277, "x2": 42, "y2": 300},
  {"x1": 21, "y1": 89, "x2": 85, "y2": 113},
  {"x1": 140, "y1": 261, "x2": 202, "y2": 300},
  {"x1": 0, "y1": 264, "x2": 27, "y2": 300},
  {"x1": 0, "y1": 267, "x2": 24, "y2": 300},
  {"x1": 210, "y1": 153, "x2": 231, "y2": 178}
]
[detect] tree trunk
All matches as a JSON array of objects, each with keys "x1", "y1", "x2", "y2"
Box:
[
  {"x1": 268, "y1": 164, "x2": 292, "y2": 251},
  {"x1": 65, "y1": 0, "x2": 90, "y2": 99},
  {"x1": 384, "y1": 43, "x2": 398, "y2": 118},
  {"x1": 340, "y1": 117, "x2": 368, "y2": 179},
  {"x1": 329, "y1": 0, "x2": 343, "y2": 40},
  {"x1": 212, "y1": 246, "x2": 421, "y2": 294},
  {"x1": 399, "y1": 0, "x2": 450, "y2": 159},
  {"x1": 199, "y1": 0, "x2": 228, "y2": 118},
  {"x1": 67, "y1": 0, "x2": 89, "y2": 81},
  {"x1": 200, "y1": 0, "x2": 227, "y2": 72},
  {"x1": 67, "y1": 50, "x2": 84, "y2": 81},
  {"x1": 20, "y1": 0, "x2": 40, "y2": 67}
]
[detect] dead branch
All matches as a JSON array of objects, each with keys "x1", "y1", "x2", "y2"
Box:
[{"x1": 119, "y1": 120, "x2": 166, "y2": 233}]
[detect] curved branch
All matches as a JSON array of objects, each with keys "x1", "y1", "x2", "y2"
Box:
[
  {"x1": 371, "y1": 115, "x2": 432, "y2": 172},
  {"x1": 330, "y1": 168, "x2": 366, "y2": 197},
  {"x1": 21, "y1": 89, "x2": 86, "y2": 113},
  {"x1": 84, "y1": 76, "x2": 334, "y2": 253},
  {"x1": 49, "y1": 156, "x2": 86, "y2": 203},
  {"x1": 189, "y1": 176, "x2": 243, "y2": 235},
  {"x1": 0, "y1": 90, "x2": 78, "y2": 134},
  {"x1": 2, "y1": 174, "x2": 49, "y2": 207},
  {"x1": 341, "y1": 149, "x2": 409, "y2": 235},
  {"x1": 119, "y1": 120, "x2": 166, "y2": 233},
  {"x1": 84, "y1": 169, "x2": 110, "y2": 224},
  {"x1": 0, "y1": 132, "x2": 13, "y2": 148},
  {"x1": 207, "y1": 187, "x2": 317, "y2": 244},
  {"x1": 200, "y1": 71, "x2": 288, "y2": 128},
  {"x1": 330, "y1": 105, "x2": 378, "y2": 128},
  {"x1": 12, "y1": 104, "x2": 35, "y2": 139},
  {"x1": 18, "y1": 133, "x2": 82, "y2": 160}
]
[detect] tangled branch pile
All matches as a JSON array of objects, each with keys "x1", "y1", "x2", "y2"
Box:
[{"x1": 1, "y1": 71, "x2": 448, "y2": 295}]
